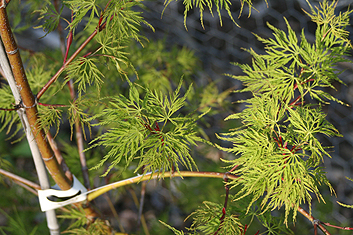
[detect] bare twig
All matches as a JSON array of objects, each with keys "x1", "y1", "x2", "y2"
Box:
[
  {"x1": 128, "y1": 188, "x2": 150, "y2": 235},
  {"x1": 321, "y1": 222, "x2": 353, "y2": 231},
  {"x1": 103, "y1": 194, "x2": 126, "y2": 233},
  {"x1": 0, "y1": 168, "x2": 41, "y2": 190},
  {"x1": 13, "y1": 180, "x2": 38, "y2": 195},
  {"x1": 47, "y1": 132, "x2": 73, "y2": 181},
  {"x1": 297, "y1": 206, "x2": 331, "y2": 235},
  {"x1": 213, "y1": 176, "x2": 230, "y2": 235}
]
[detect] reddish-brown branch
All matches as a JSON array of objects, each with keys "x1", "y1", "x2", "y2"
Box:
[
  {"x1": 75, "y1": 118, "x2": 90, "y2": 189},
  {"x1": 38, "y1": 102, "x2": 67, "y2": 107},
  {"x1": 321, "y1": 222, "x2": 353, "y2": 230},
  {"x1": 62, "y1": 13, "x2": 91, "y2": 189},
  {"x1": 0, "y1": 107, "x2": 17, "y2": 111},
  {"x1": 213, "y1": 176, "x2": 230, "y2": 235},
  {"x1": 36, "y1": 30, "x2": 97, "y2": 100},
  {"x1": 289, "y1": 95, "x2": 302, "y2": 107},
  {"x1": 297, "y1": 206, "x2": 331, "y2": 235},
  {"x1": 36, "y1": 17, "x2": 109, "y2": 100}
]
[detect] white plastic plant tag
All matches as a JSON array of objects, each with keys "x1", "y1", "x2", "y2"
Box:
[{"x1": 38, "y1": 175, "x2": 88, "y2": 212}]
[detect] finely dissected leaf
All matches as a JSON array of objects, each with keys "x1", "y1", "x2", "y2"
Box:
[
  {"x1": 58, "y1": 208, "x2": 110, "y2": 234},
  {"x1": 304, "y1": 0, "x2": 353, "y2": 48},
  {"x1": 186, "y1": 201, "x2": 243, "y2": 234},
  {"x1": 102, "y1": 0, "x2": 154, "y2": 43},
  {"x1": 66, "y1": 57, "x2": 104, "y2": 97},
  {"x1": 95, "y1": 32, "x2": 132, "y2": 75},
  {"x1": 163, "y1": 0, "x2": 254, "y2": 29},
  {"x1": 159, "y1": 220, "x2": 185, "y2": 235},
  {"x1": 37, "y1": 105, "x2": 63, "y2": 137},
  {"x1": 67, "y1": 96, "x2": 93, "y2": 140},
  {"x1": 64, "y1": 0, "x2": 100, "y2": 32},
  {"x1": 87, "y1": 80, "x2": 203, "y2": 177},
  {"x1": 219, "y1": 0, "x2": 351, "y2": 224},
  {"x1": 0, "y1": 207, "x2": 38, "y2": 235},
  {"x1": 257, "y1": 211, "x2": 294, "y2": 235},
  {"x1": 34, "y1": 0, "x2": 62, "y2": 36},
  {"x1": 0, "y1": 86, "x2": 21, "y2": 137}
]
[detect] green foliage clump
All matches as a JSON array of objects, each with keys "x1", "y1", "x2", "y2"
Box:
[
  {"x1": 186, "y1": 201, "x2": 243, "y2": 235},
  {"x1": 163, "y1": 0, "x2": 264, "y2": 29},
  {"x1": 217, "y1": 0, "x2": 352, "y2": 225},
  {"x1": 58, "y1": 208, "x2": 110, "y2": 234},
  {"x1": 87, "y1": 80, "x2": 206, "y2": 177}
]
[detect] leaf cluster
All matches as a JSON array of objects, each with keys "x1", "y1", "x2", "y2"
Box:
[
  {"x1": 218, "y1": 0, "x2": 352, "y2": 224},
  {"x1": 0, "y1": 86, "x2": 20, "y2": 137},
  {"x1": 163, "y1": 0, "x2": 263, "y2": 29},
  {"x1": 0, "y1": 207, "x2": 38, "y2": 235},
  {"x1": 87, "y1": 80, "x2": 205, "y2": 177},
  {"x1": 186, "y1": 201, "x2": 242, "y2": 235},
  {"x1": 34, "y1": 0, "x2": 62, "y2": 37},
  {"x1": 58, "y1": 208, "x2": 110, "y2": 234}
]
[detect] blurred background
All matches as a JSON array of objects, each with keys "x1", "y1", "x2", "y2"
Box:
[{"x1": 1, "y1": 0, "x2": 353, "y2": 234}]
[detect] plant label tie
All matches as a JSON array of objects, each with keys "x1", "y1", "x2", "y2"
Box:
[{"x1": 38, "y1": 175, "x2": 87, "y2": 212}]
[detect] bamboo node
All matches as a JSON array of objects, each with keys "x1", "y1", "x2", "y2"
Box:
[
  {"x1": 43, "y1": 154, "x2": 54, "y2": 162},
  {"x1": 6, "y1": 48, "x2": 18, "y2": 55},
  {"x1": 22, "y1": 96, "x2": 38, "y2": 109},
  {"x1": 0, "y1": 0, "x2": 6, "y2": 8}
]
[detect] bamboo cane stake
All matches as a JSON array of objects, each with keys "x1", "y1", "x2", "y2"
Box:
[
  {"x1": 0, "y1": 1, "x2": 101, "y2": 223},
  {"x1": 0, "y1": 30, "x2": 60, "y2": 235}
]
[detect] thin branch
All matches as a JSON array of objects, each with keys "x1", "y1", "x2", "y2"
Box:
[
  {"x1": 87, "y1": 171, "x2": 238, "y2": 202},
  {"x1": 321, "y1": 222, "x2": 353, "y2": 231},
  {"x1": 75, "y1": 118, "x2": 90, "y2": 189},
  {"x1": 297, "y1": 206, "x2": 331, "y2": 235},
  {"x1": 213, "y1": 176, "x2": 229, "y2": 235},
  {"x1": 56, "y1": 9, "x2": 91, "y2": 189},
  {"x1": 0, "y1": 106, "x2": 17, "y2": 111},
  {"x1": 47, "y1": 132, "x2": 73, "y2": 181},
  {"x1": 0, "y1": 168, "x2": 41, "y2": 190},
  {"x1": 13, "y1": 181, "x2": 38, "y2": 195},
  {"x1": 36, "y1": 29, "x2": 97, "y2": 100},
  {"x1": 128, "y1": 188, "x2": 150, "y2": 235},
  {"x1": 36, "y1": 19, "x2": 109, "y2": 100},
  {"x1": 103, "y1": 193, "x2": 126, "y2": 233},
  {"x1": 138, "y1": 181, "x2": 146, "y2": 225},
  {"x1": 38, "y1": 102, "x2": 67, "y2": 107}
]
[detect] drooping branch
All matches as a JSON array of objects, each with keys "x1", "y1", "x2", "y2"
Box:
[{"x1": 87, "y1": 171, "x2": 238, "y2": 202}]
